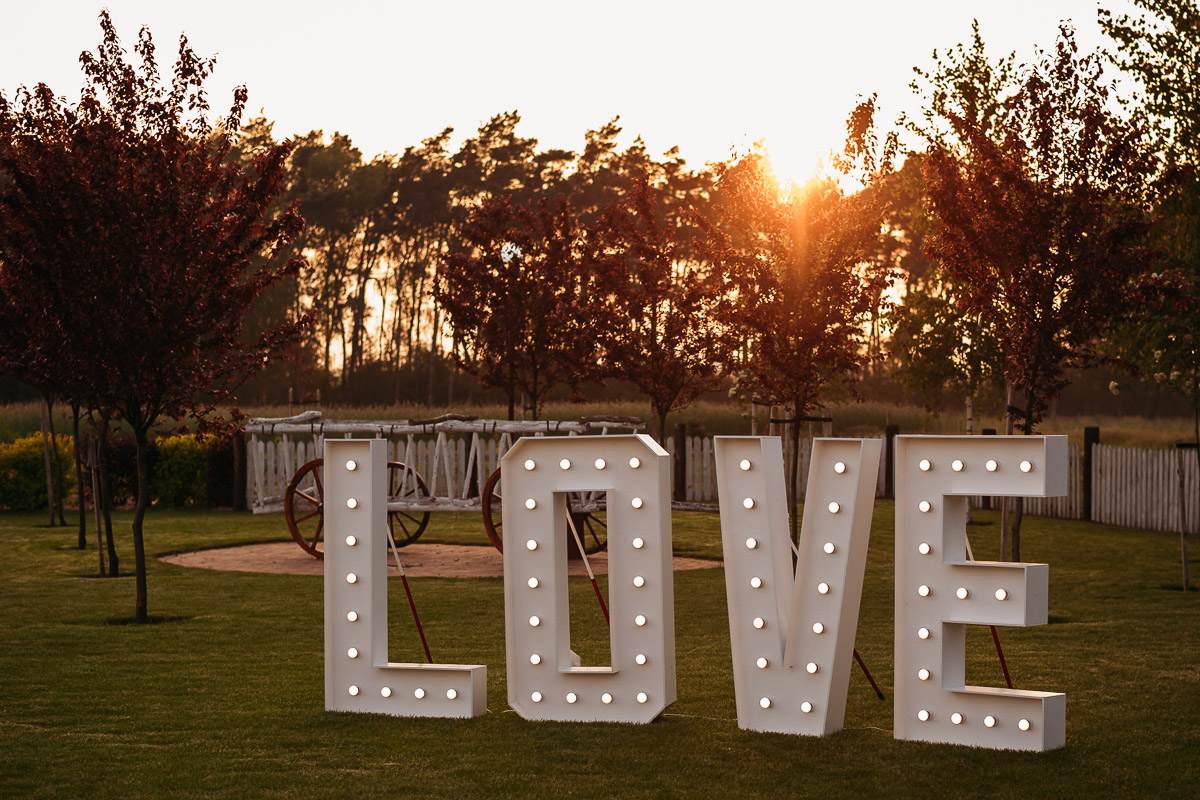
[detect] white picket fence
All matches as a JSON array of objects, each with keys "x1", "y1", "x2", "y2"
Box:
[{"x1": 244, "y1": 427, "x2": 1198, "y2": 534}]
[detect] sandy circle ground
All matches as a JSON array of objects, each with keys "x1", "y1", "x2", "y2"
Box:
[{"x1": 160, "y1": 541, "x2": 721, "y2": 578}]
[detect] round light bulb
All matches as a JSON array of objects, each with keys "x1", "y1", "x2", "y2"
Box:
[
  {"x1": 812, "y1": 622, "x2": 825, "y2": 634},
  {"x1": 637, "y1": 692, "x2": 648, "y2": 704},
  {"x1": 601, "y1": 693, "x2": 613, "y2": 705},
  {"x1": 347, "y1": 647, "x2": 359, "y2": 659},
  {"x1": 345, "y1": 460, "x2": 357, "y2": 471},
  {"x1": 918, "y1": 627, "x2": 930, "y2": 640},
  {"x1": 380, "y1": 686, "x2": 392, "y2": 698},
  {"x1": 524, "y1": 498, "x2": 537, "y2": 510},
  {"x1": 917, "y1": 709, "x2": 930, "y2": 722},
  {"x1": 834, "y1": 461, "x2": 846, "y2": 474},
  {"x1": 984, "y1": 715, "x2": 996, "y2": 728},
  {"x1": 817, "y1": 582, "x2": 830, "y2": 595},
  {"x1": 528, "y1": 615, "x2": 541, "y2": 627},
  {"x1": 745, "y1": 537, "x2": 758, "y2": 550},
  {"x1": 594, "y1": 458, "x2": 606, "y2": 470},
  {"x1": 986, "y1": 459, "x2": 998, "y2": 472},
  {"x1": 631, "y1": 497, "x2": 644, "y2": 509},
  {"x1": 559, "y1": 459, "x2": 571, "y2": 470},
  {"x1": 524, "y1": 459, "x2": 536, "y2": 471},
  {"x1": 739, "y1": 459, "x2": 752, "y2": 471},
  {"x1": 823, "y1": 542, "x2": 836, "y2": 554},
  {"x1": 995, "y1": 588, "x2": 1009, "y2": 601},
  {"x1": 919, "y1": 459, "x2": 932, "y2": 471},
  {"x1": 801, "y1": 701, "x2": 813, "y2": 713},
  {"x1": 632, "y1": 537, "x2": 645, "y2": 549},
  {"x1": 633, "y1": 576, "x2": 645, "y2": 588},
  {"x1": 629, "y1": 457, "x2": 641, "y2": 469},
  {"x1": 918, "y1": 584, "x2": 931, "y2": 597},
  {"x1": 345, "y1": 535, "x2": 357, "y2": 547},
  {"x1": 918, "y1": 668, "x2": 930, "y2": 681},
  {"x1": 635, "y1": 614, "x2": 647, "y2": 627},
  {"x1": 743, "y1": 497, "x2": 756, "y2": 509},
  {"x1": 918, "y1": 542, "x2": 932, "y2": 555},
  {"x1": 1020, "y1": 460, "x2": 1033, "y2": 473},
  {"x1": 951, "y1": 712, "x2": 964, "y2": 725},
  {"x1": 918, "y1": 500, "x2": 932, "y2": 513},
  {"x1": 346, "y1": 573, "x2": 358, "y2": 584},
  {"x1": 525, "y1": 539, "x2": 538, "y2": 551},
  {"x1": 756, "y1": 657, "x2": 769, "y2": 669},
  {"x1": 413, "y1": 688, "x2": 426, "y2": 700},
  {"x1": 1018, "y1": 718, "x2": 1031, "y2": 731},
  {"x1": 759, "y1": 697, "x2": 772, "y2": 709},
  {"x1": 952, "y1": 459, "x2": 965, "y2": 472},
  {"x1": 635, "y1": 653, "x2": 647, "y2": 665},
  {"x1": 531, "y1": 691, "x2": 543, "y2": 703},
  {"x1": 752, "y1": 617, "x2": 765, "y2": 629},
  {"x1": 346, "y1": 498, "x2": 358, "y2": 509},
  {"x1": 828, "y1": 501, "x2": 841, "y2": 514},
  {"x1": 346, "y1": 610, "x2": 359, "y2": 622},
  {"x1": 446, "y1": 689, "x2": 458, "y2": 700},
  {"x1": 348, "y1": 685, "x2": 359, "y2": 696},
  {"x1": 956, "y1": 587, "x2": 970, "y2": 600},
  {"x1": 805, "y1": 662, "x2": 818, "y2": 674},
  {"x1": 530, "y1": 654, "x2": 541, "y2": 665},
  {"x1": 750, "y1": 576, "x2": 763, "y2": 589},
  {"x1": 528, "y1": 577, "x2": 540, "y2": 589}
]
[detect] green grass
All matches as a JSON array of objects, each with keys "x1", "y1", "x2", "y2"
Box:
[{"x1": 1, "y1": 505, "x2": 1198, "y2": 798}]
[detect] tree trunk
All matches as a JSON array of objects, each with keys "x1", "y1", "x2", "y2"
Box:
[
  {"x1": 788, "y1": 407, "x2": 802, "y2": 552},
  {"x1": 88, "y1": 438, "x2": 106, "y2": 575},
  {"x1": 1000, "y1": 383, "x2": 1015, "y2": 561},
  {"x1": 132, "y1": 427, "x2": 151, "y2": 623},
  {"x1": 100, "y1": 442, "x2": 119, "y2": 577},
  {"x1": 47, "y1": 401, "x2": 66, "y2": 526},
  {"x1": 40, "y1": 398, "x2": 56, "y2": 527},
  {"x1": 73, "y1": 404, "x2": 86, "y2": 549}
]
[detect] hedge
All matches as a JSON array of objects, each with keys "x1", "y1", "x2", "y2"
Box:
[{"x1": 0, "y1": 434, "x2": 76, "y2": 511}]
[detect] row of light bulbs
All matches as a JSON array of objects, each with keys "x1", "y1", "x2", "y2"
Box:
[
  {"x1": 346, "y1": 685, "x2": 460, "y2": 700},
  {"x1": 915, "y1": 709, "x2": 1033, "y2": 731},
  {"x1": 917, "y1": 458, "x2": 1035, "y2": 473}
]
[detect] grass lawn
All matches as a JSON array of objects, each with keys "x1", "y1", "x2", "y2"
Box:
[{"x1": 1, "y1": 503, "x2": 1197, "y2": 798}]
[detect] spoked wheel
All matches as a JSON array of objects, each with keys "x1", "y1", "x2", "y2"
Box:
[
  {"x1": 480, "y1": 467, "x2": 608, "y2": 555},
  {"x1": 284, "y1": 458, "x2": 432, "y2": 559}
]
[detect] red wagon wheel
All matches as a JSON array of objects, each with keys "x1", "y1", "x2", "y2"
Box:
[
  {"x1": 284, "y1": 458, "x2": 432, "y2": 559},
  {"x1": 481, "y1": 467, "x2": 607, "y2": 555}
]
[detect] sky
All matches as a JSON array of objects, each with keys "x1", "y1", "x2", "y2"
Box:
[{"x1": 0, "y1": 1, "x2": 1140, "y2": 185}]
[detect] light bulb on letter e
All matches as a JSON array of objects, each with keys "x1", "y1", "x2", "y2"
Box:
[
  {"x1": 714, "y1": 436, "x2": 881, "y2": 736},
  {"x1": 501, "y1": 434, "x2": 675, "y2": 724},
  {"x1": 894, "y1": 435, "x2": 1067, "y2": 751},
  {"x1": 324, "y1": 439, "x2": 486, "y2": 719}
]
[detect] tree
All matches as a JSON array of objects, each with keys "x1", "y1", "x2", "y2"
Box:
[
  {"x1": 922, "y1": 24, "x2": 1161, "y2": 559},
  {"x1": 699, "y1": 122, "x2": 895, "y2": 544},
  {"x1": 592, "y1": 174, "x2": 726, "y2": 442},
  {"x1": 437, "y1": 196, "x2": 601, "y2": 419},
  {"x1": 0, "y1": 11, "x2": 307, "y2": 622}
]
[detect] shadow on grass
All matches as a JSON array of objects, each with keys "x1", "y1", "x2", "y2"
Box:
[
  {"x1": 1158, "y1": 583, "x2": 1197, "y2": 592},
  {"x1": 103, "y1": 614, "x2": 193, "y2": 626}
]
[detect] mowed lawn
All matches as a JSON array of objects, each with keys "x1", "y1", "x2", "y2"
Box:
[{"x1": 1, "y1": 502, "x2": 1197, "y2": 799}]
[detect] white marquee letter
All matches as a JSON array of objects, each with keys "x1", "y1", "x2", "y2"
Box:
[
  {"x1": 895, "y1": 435, "x2": 1066, "y2": 750},
  {"x1": 324, "y1": 439, "x2": 486, "y2": 717},
  {"x1": 503, "y1": 435, "x2": 675, "y2": 723},
  {"x1": 715, "y1": 436, "x2": 881, "y2": 735}
]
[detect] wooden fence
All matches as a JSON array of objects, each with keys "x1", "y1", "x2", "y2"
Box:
[{"x1": 245, "y1": 428, "x2": 1196, "y2": 534}]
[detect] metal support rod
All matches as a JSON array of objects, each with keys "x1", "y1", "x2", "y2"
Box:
[
  {"x1": 966, "y1": 529, "x2": 1013, "y2": 689},
  {"x1": 565, "y1": 509, "x2": 609, "y2": 625},
  {"x1": 388, "y1": 531, "x2": 433, "y2": 664}
]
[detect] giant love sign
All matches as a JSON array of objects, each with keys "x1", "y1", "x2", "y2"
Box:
[{"x1": 324, "y1": 434, "x2": 1067, "y2": 751}]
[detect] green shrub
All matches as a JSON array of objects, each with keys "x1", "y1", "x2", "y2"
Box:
[
  {"x1": 151, "y1": 434, "x2": 208, "y2": 507},
  {"x1": 0, "y1": 434, "x2": 76, "y2": 511}
]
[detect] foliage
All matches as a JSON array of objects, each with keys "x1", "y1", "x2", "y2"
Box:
[
  {"x1": 0, "y1": 11, "x2": 307, "y2": 622},
  {"x1": 0, "y1": 434, "x2": 74, "y2": 511},
  {"x1": 922, "y1": 25, "x2": 1161, "y2": 433},
  {"x1": 151, "y1": 434, "x2": 209, "y2": 508},
  {"x1": 437, "y1": 196, "x2": 604, "y2": 420},
  {"x1": 591, "y1": 174, "x2": 726, "y2": 440}
]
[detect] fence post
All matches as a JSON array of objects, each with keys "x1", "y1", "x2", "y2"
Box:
[
  {"x1": 673, "y1": 423, "x2": 687, "y2": 502},
  {"x1": 1176, "y1": 442, "x2": 1192, "y2": 591},
  {"x1": 884, "y1": 424, "x2": 899, "y2": 499},
  {"x1": 1083, "y1": 426, "x2": 1100, "y2": 522}
]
